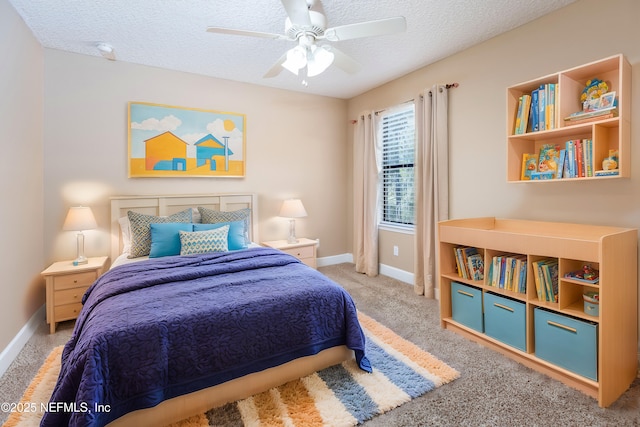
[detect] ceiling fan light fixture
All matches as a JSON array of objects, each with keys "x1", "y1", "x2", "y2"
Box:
[
  {"x1": 306, "y1": 45, "x2": 334, "y2": 77},
  {"x1": 282, "y1": 45, "x2": 307, "y2": 75}
]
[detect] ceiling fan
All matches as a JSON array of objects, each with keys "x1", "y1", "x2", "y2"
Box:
[{"x1": 206, "y1": 0, "x2": 406, "y2": 79}]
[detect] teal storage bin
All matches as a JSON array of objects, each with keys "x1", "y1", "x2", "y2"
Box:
[
  {"x1": 484, "y1": 293, "x2": 526, "y2": 351},
  {"x1": 451, "y1": 282, "x2": 484, "y2": 332},
  {"x1": 534, "y1": 308, "x2": 598, "y2": 380}
]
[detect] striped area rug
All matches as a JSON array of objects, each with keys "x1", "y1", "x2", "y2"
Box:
[
  {"x1": 6, "y1": 312, "x2": 459, "y2": 427},
  {"x1": 177, "y1": 312, "x2": 460, "y2": 426}
]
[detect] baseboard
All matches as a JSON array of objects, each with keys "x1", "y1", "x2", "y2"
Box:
[
  {"x1": 0, "y1": 304, "x2": 45, "y2": 378},
  {"x1": 318, "y1": 254, "x2": 415, "y2": 285},
  {"x1": 317, "y1": 253, "x2": 353, "y2": 267},
  {"x1": 379, "y1": 263, "x2": 414, "y2": 285}
]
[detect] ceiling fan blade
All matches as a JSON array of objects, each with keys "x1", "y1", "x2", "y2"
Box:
[
  {"x1": 207, "y1": 26, "x2": 288, "y2": 40},
  {"x1": 280, "y1": 0, "x2": 312, "y2": 27},
  {"x1": 323, "y1": 16, "x2": 406, "y2": 41},
  {"x1": 263, "y1": 52, "x2": 289, "y2": 78},
  {"x1": 323, "y1": 45, "x2": 360, "y2": 74}
]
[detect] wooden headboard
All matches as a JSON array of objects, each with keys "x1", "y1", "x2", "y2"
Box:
[{"x1": 110, "y1": 193, "x2": 259, "y2": 262}]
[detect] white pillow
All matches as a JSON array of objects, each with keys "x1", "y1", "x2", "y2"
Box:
[{"x1": 118, "y1": 216, "x2": 132, "y2": 255}]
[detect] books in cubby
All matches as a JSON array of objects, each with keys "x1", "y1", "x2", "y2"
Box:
[
  {"x1": 513, "y1": 83, "x2": 558, "y2": 134},
  {"x1": 487, "y1": 253, "x2": 527, "y2": 293},
  {"x1": 513, "y1": 94, "x2": 531, "y2": 134},
  {"x1": 453, "y1": 246, "x2": 484, "y2": 281},
  {"x1": 520, "y1": 139, "x2": 595, "y2": 180},
  {"x1": 520, "y1": 154, "x2": 538, "y2": 180},
  {"x1": 532, "y1": 258, "x2": 558, "y2": 303}
]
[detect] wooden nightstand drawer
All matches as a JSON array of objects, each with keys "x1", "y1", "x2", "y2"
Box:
[
  {"x1": 53, "y1": 271, "x2": 97, "y2": 290},
  {"x1": 281, "y1": 245, "x2": 314, "y2": 260},
  {"x1": 55, "y1": 286, "x2": 89, "y2": 306},
  {"x1": 42, "y1": 256, "x2": 108, "y2": 333},
  {"x1": 54, "y1": 303, "x2": 83, "y2": 321},
  {"x1": 261, "y1": 238, "x2": 318, "y2": 269}
]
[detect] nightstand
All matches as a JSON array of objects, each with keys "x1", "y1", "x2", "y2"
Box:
[
  {"x1": 262, "y1": 238, "x2": 318, "y2": 269},
  {"x1": 41, "y1": 256, "x2": 108, "y2": 333}
]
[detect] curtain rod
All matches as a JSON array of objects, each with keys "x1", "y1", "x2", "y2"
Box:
[{"x1": 350, "y1": 82, "x2": 459, "y2": 123}]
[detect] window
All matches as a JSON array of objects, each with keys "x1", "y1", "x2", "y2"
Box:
[{"x1": 379, "y1": 103, "x2": 415, "y2": 228}]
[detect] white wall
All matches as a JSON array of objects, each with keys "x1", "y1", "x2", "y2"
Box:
[
  {"x1": 43, "y1": 50, "x2": 350, "y2": 264},
  {"x1": 0, "y1": 0, "x2": 45, "y2": 355}
]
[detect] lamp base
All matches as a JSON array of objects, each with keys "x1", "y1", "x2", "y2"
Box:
[
  {"x1": 73, "y1": 256, "x2": 88, "y2": 266},
  {"x1": 287, "y1": 219, "x2": 298, "y2": 244}
]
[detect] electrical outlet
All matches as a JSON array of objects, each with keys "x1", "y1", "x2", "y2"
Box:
[{"x1": 393, "y1": 245, "x2": 399, "y2": 256}]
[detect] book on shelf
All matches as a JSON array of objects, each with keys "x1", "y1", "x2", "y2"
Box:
[
  {"x1": 530, "y1": 88, "x2": 539, "y2": 132},
  {"x1": 453, "y1": 246, "x2": 481, "y2": 280},
  {"x1": 556, "y1": 149, "x2": 566, "y2": 179},
  {"x1": 488, "y1": 254, "x2": 526, "y2": 293},
  {"x1": 560, "y1": 139, "x2": 593, "y2": 179},
  {"x1": 513, "y1": 96, "x2": 524, "y2": 135},
  {"x1": 538, "y1": 84, "x2": 546, "y2": 131},
  {"x1": 576, "y1": 140, "x2": 584, "y2": 177},
  {"x1": 531, "y1": 171, "x2": 554, "y2": 180},
  {"x1": 594, "y1": 169, "x2": 619, "y2": 177},
  {"x1": 520, "y1": 153, "x2": 538, "y2": 180},
  {"x1": 513, "y1": 94, "x2": 531, "y2": 135},
  {"x1": 537, "y1": 143, "x2": 562, "y2": 178},
  {"x1": 532, "y1": 258, "x2": 558, "y2": 303},
  {"x1": 467, "y1": 254, "x2": 484, "y2": 281},
  {"x1": 564, "y1": 105, "x2": 617, "y2": 123},
  {"x1": 547, "y1": 83, "x2": 556, "y2": 130}
]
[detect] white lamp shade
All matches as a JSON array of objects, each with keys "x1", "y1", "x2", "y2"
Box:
[
  {"x1": 63, "y1": 206, "x2": 97, "y2": 231},
  {"x1": 279, "y1": 199, "x2": 307, "y2": 218}
]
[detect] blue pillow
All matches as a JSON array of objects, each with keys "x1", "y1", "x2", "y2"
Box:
[
  {"x1": 193, "y1": 221, "x2": 247, "y2": 250},
  {"x1": 149, "y1": 222, "x2": 193, "y2": 258}
]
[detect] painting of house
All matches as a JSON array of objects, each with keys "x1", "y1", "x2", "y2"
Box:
[
  {"x1": 144, "y1": 131, "x2": 188, "y2": 171},
  {"x1": 128, "y1": 102, "x2": 245, "y2": 177},
  {"x1": 195, "y1": 134, "x2": 233, "y2": 171}
]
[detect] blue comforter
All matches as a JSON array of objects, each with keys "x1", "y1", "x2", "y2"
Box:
[{"x1": 41, "y1": 247, "x2": 370, "y2": 427}]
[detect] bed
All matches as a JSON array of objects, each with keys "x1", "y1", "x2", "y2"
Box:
[{"x1": 41, "y1": 194, "x2": 370, "y2": 427}]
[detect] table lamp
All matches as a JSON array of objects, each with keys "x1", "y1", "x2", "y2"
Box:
[
  {"x1": 63, "y1": 206, "x2": 97, "y2": 265},
  {"x1": 279, "y1": 199, "x2": 307, "y2": 244}
]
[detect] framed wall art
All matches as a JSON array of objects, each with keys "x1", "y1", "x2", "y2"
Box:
[{"x1": 128, "y1": 102, "x2": 246, "y2": 178}]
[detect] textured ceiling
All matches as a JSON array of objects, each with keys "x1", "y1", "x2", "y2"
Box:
[{"x1": 8, "y1": 0, "x2": 576, "y2": 99}]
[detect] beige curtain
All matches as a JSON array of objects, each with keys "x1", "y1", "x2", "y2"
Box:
[
  {"x1": 353, "y1": 111, "x2": 380, "y2": 276},
  {"x1": 414, "y1": 85, "x2": 449, "y2": 298}
]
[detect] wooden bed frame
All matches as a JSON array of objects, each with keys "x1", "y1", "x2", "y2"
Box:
[{"x1": 107, "y1": 193, "x2": 353, "y2": 426}]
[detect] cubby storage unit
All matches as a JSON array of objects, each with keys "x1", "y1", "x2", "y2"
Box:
[
  {"x1": 438, "y1": 217, "x2": 637, "y2": 407},
  {"x1": 507, "y1": 54, "x2": 630, "y2": 182}
]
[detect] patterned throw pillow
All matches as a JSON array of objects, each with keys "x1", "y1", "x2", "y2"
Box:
[
  {"x1": 179, "y1": 226, "x2": 229, "y2": 255},
  {"x1": 127, "y1": 209, "x2": 192, "y2": 258},
  {"x1": 197, "y1": 207, "x2": 251, "y2": 244}
]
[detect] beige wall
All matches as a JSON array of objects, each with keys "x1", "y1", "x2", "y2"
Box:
[
  {"x1": 43, "y1": 50, "x2": 349, "y2": 264},
  {"x1": 347, "y1": 0, "x2": 640, "y2": 275},
  {"x1": 0, "y1": 0, "x2": 45, "y2": 351},
  {"x1": 4, "y1": 0, "x2": 640, "y2": 355}
]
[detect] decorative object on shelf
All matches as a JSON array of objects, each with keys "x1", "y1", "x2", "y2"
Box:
[
  {"x1": 602, "y1": 149, "x2": 619, "y2": 171},
  {"x1": 63, "y1": 206, "x2": 97, "y2": 265},
  {"x1": 581, "y1": 78, "x2": 609, "y2": 110},
  {"x1": 128, "y1": 102, "x2": 246, "y2": 178},
  {"x1": 564, "y1": 264, "x2": 599, "y2": 284},
  {"x1": 279, "y1": 199, "x2": 307, "y2": 244},
  {"x1": 583, "y1": 291, "x2": 600, "y2": 316}
]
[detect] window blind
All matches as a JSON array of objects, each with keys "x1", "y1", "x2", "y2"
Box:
[{"x1": 380, "y1": 104, "x2": 415, "y2": 226}]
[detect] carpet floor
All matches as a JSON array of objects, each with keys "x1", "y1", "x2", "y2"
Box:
[
  {"x1": 2, "y1": 262, "x2": 640, "y2": 426},
  {"x1": 3, "y1": 312, "x2": 458, "y2": 427}
]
